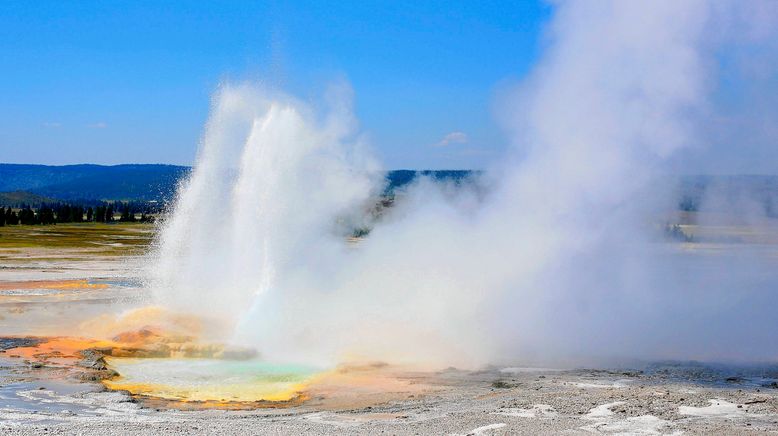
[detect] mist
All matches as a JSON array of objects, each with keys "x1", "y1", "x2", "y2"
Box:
[{"x1": 148, "y1": 0, "x2": 778, "y2": 368}]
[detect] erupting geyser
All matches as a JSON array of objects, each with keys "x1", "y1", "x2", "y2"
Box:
[
  {"x1": 140, "y1": 0, "x2": 778, "y2": 379},
  {"x1": 148, "y1": 85, "x2": 379, "y2": 345}
]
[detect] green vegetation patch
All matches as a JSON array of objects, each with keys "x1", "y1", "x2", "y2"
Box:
[{"x1": 0, "y1": 223, "x2": 155, "y2": 252}]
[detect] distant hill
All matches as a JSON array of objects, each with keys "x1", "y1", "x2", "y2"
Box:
[
  {"x1": 0, "y1": 191, "x2": 57, "y2": 207},
  {"x1": 2, "y1": 164, "x2": 777, "y2": 215},
  {"x1": 0, "y1": 164, "x2": 190, "y2": 203},
  {"x1": 385, "y1": 170, "x2": 476, "y2": 194},
  {"x1": 677, "y1": 175, "x2": 778, "y2": 214},
  {"x1": 0, "y1": 164, "x2": 476, "y2": 205}
]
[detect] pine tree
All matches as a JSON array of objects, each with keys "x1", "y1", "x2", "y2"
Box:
[
  {"x1": 39, "y1": 206, "x2": 55, "y2": 225},
  {"x1": 86, "y1": 207, "x2": 93, "y2": 222},
  {"x1": 120, "y1": 203, "x2": 130, "y2": 222},
  {"x1": 64, "y1": 204, "x2": 72, "y2": 223},
  {"x1": 19, "y1": 207, "x2": 36, "y2": 225},
  {"x1": 9, "y1": 209, "x2": 19, "y2": 225}
]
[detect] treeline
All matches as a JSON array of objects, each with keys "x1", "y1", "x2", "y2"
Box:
[{"x1": 0, "y1": 201, "x2": 156, "y2": 226}]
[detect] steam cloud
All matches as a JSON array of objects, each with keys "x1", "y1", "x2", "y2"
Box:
[{"x1": 149, "y1": 1, "x2": 778, "y2": 368}]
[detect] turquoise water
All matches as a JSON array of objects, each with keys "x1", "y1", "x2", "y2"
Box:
[{"x1": 104, "y1": 358, "x2": 322, "y2": 401}]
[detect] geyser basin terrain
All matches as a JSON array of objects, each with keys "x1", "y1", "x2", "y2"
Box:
[
  {"x1": 103, "y1": 358, "x2": 320, "y2": 403},
  {"x1": 3, "y1": 0, "x2": 778, "y2": 433}
]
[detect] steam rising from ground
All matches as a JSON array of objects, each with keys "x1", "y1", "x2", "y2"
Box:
[{"x1": 149, "y1": 1, "x2": 778, "y2": 367}]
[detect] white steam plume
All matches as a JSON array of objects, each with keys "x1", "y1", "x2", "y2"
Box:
[{"x1": 149, "y1": 1, "x2": 778, "y2": 367}]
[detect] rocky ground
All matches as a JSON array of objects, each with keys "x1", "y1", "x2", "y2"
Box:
[{"x1": 2, "y1": 355, "x2": 778, "y2": 435}]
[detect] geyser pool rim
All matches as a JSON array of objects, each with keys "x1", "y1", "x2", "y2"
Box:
[{"x1": 103, "y1": 357, "x2": 323, "y2": 403}]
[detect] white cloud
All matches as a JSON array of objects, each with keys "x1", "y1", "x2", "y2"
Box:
[
  {"x1": 89, "y1": 122, "x2": 108, "y2": 129},
  {"x1": 433, "y1": 131, "x2": 468, "y2": 147},
  {"x1": 42, "y1": 122, "x2": 62, "y2": 128}
]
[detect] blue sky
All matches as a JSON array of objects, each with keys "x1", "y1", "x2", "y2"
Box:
[{"x1": 0, "y1": 1, "x2": 550, "y2": 169}]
